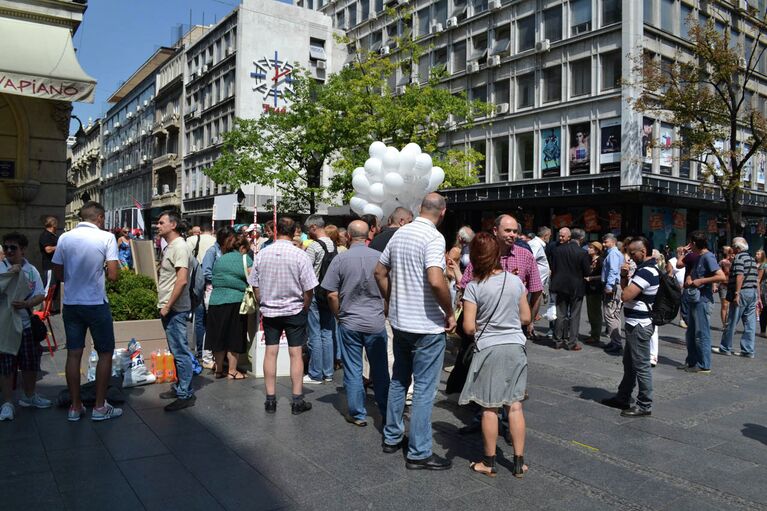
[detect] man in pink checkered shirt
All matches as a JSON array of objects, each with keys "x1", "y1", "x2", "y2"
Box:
[
  {"x1": 249, "y1": 217, "x2": 317, "y2": 415},
  {"x1": 459, "y1": 214, "x2": 543, "y2": 333}
]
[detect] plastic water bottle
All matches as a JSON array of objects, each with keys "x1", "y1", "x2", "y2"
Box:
[{"x1": 86, "y1": 350, "x2": 98, "y2": 382}]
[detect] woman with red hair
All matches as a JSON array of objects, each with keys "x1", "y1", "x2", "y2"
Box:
[{"x1": 460, "y1": 232, "x2": 531, "y2": 478}]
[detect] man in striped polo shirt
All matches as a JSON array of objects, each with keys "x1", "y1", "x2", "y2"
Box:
[
  {"x1": 602, "y1": 236, "x2": 659, "y2": 418},
  {"x1": 716, "y1": 237, "x2": 758, "y2": 358},
  {"x1": 374, "y1": 193, "x2": 456, "y2": 471}
]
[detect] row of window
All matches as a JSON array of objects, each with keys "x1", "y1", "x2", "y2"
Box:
[
  {"x1": 187, "y1": 25, "x2": 236, "y2": 78},
  {"x1": 184, "y1": 166, "x2": 230, "y2": 199},
  {"x1": 186, "y1": 111, "x2": 234, "y2": 151},
  {"x1": 102, "y1": 176, "x2": 153, "y2": 212},
  {"x1": 186, "y1": 70, "x2": 236, "y2": 113}
]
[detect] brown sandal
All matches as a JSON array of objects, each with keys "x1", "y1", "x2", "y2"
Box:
[
  {"x1": 469, "y1": 456, "x2": 497, "y2": 478},
  {"x1": 227, "y1": 371, "x2": 248, "y2": 380}
]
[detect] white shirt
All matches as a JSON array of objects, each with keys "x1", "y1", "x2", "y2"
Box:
[
  {"x1": 186, "y1": 233, "x2": 216, "y2": 264},
  {"x1": 51, "y1": 222, "x2": 118, "y2": 305},
  {"x1": 0, "y1": 258, "x2": 44, "y2": 328},
  {"x1": 668, "y1": 257, "x2": 685, "y2": 288},
  {"x1": 528, "y1": 236, "x2": 550, "y2": 286},
  {"x1": 379, "y1": 217, "x2": 446, "y2": 334}
]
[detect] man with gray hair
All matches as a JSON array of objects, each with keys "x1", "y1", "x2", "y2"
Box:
[
  {"x1": 322, "y1": 220, "x2": 389, "y2": 427},
  {"x1": 715, "y1": 237, "x2": 758, "y2": 357},
  {"x1": 303, "y1": 215, "x2": 337, "y2": 384},
  {"x1": 601, "y1": 233, "x2": 624, "y2": 352}
]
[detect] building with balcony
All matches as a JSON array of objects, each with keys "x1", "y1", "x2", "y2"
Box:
[
  {"x1": 182, "y1": 0, "x2": 345, "y2": 223},
  {"x1": 101, "y1": 47, "x2": 175, "y2": 230},
  {"x1": 65, "y1": 118, "x2": 102, "y2": 230},
  {"x1": 307, "y1": 0, "x2": 767, "y2": 251},
  {"x1": 0, "y1": 0, "x2": 95, "y2": 268}
]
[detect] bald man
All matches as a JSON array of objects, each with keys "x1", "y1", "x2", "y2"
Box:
[{"x1": 321, "y1": 220, "x2": 389, "y2": 426}]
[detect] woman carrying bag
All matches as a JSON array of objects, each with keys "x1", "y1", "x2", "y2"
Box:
[
  {"x1": 460, "y1": 232, "x2": 531, "y2": 478},
  {"x1": 206, "y1": 231, "x2": 253, "y2": 379}
]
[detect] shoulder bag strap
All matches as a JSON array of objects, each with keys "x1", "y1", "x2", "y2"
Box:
[
  {"x1": 242, "y1": 253, "x2": 249, "y2": 279},
  {"x1": 474, "y1": 271, "x2": 507, "y2": 344}
]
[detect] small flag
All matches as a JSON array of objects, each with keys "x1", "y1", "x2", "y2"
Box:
[{"x1": 129, "y1": 195, "x2": 145, "y2": 232}]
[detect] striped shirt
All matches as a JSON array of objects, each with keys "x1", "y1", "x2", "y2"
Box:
[
  {"x1": 379, "y1": 217, "x2": 446, "y2": 334},
  {"x1": 729, "y1": 251, "x2": 758, "y2": 292},
  {"x1": 249, "y1": 240, "x2": 318, "y2": 317},
  {"x1": 624, "y1": 258, "x2": 660, "y2": 327}
]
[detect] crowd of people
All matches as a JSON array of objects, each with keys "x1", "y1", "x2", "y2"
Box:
[{"x1": 0, "y1": 196, "x2": 765, "y2": 479}]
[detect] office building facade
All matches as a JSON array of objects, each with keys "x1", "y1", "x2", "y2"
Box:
[{"x1": 65, "y1": 119, "x2": 102, "y2": 230}]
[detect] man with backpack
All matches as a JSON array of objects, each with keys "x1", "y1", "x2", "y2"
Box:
[
  {"x1": 602, "y1": 236, "x2": 660, "y2": 418},
  {"x1": 187, "y1": 224, "x2": 215, "y2": 358},
  {"x1": 303, "y1": 215, "x2": 337, "y2": 384}
]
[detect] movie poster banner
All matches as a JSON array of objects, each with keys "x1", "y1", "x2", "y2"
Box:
[
  {"x1": 541, "y1": 128, "x2": 561, "y2": 177},
  {"x1": 600, "y1": 119, "x2": 620, "y2": 171},
  {"x1": 569, "y1": 123, "x2": 590, "y2": 175}
]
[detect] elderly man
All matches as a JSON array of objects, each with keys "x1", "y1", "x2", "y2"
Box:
[
  {"x1": 549, "y1": 227, "x2": 591, "y2": 350},
  {"x1": 460, "y1": 215, "x2": 543, "y2": 333},
  {"x1": 375, "y1": 193, "x2": 455, "y2": 470},
  {"x1": 322, "y1": 220, "x2": 389, "y2": 427},
  {"x1": 715, "y1": 237, "x2": 758, "y2": 358},
  {"x1": 601, "y1": 233, "x2": 624, "y2": 352}
]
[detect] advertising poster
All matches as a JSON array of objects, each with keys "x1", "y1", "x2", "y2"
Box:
[
  {"x1": 659, "y1": 123, "x2": 673, "y2": 168},
  {"x1": 608, "y1": 210, "x2": 622, "y2": 232},
  {"x1": 541, "y1": 128, "x2": 561, "y2": 177},
  {"x1": 600, "y1": 120, "x2": 621, "y2": 170},
  {"x1": 673, "y1": 210, "x2": 686, "y2": 230},
  {"x1": 583, "y1": 208, "x2": 600, "y2": 232},
  {"x1": 758, "y1": 152, "x2": 766, "y2": 187},
  {"x1": 569, "y1": 123, "x2": 590, "y2": 175},
  {"x1": 643, "y1": 207, "x2": 687, "y2": 250},
  {"x1": 552, "y1": 213, "x2": 573, "y2": 229},
  {"x1": 711, "y1": 140, "x2": 725, "y2": 176},
  {"x1": 642, "y1": 117, "x2": 654, "y2": 165},
  {"x1": 742, "y1": 143, "x2": 753, "y2": 185},
  {"x1": 523, "y1": 213, "x2": 535, "y2": 232}
]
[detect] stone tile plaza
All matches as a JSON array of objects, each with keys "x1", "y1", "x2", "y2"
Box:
[{"x1": 3, "y1": 315, "x2": 767, "y2": 510}]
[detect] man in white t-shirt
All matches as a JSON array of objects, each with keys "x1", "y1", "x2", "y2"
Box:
[
  {"x1": 0, "y1": 232, "x2": 48, "y2": 421},
  {"x1": 52, "y1": 202, "x2": 122, "y2": 422},
  {"x1": 374, "y1": 193, "x2": 455, "y2": 471}
]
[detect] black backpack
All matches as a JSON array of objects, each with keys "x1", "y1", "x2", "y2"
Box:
[
  {"x1": 651, "y1": 271, "x2": 682, "y2": 326},
  {"x1": 314, "y1": 240, "x2": 337, "y2": 307},
  {"x1": 188, "y1": 236, "x2": 205, "y2": 311}
]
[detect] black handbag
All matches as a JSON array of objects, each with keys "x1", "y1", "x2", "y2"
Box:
[{"x1": 27, "y1": 309, "x2": 48, "y2": 343}]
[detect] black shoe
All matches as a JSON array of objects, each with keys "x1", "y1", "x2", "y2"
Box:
[
  {"x1": 164, "y1": 395, "x2": 196, "y2": 412},
  {"x1": 345, "y1": 415, "x2": 367, "y2": 427},
  {"x1": 291, "y1": 400, "x2": 312, "y2": 415},
  {"x1": 620, "y1": 407, "x2": 651, "y2": 418},
  {"x1": 604, "y1": 343, "x2": 622, "y2": 354},
  {"x1": 159, "y1": 389, "x2": 178, "y2": 400},
  {"x1": 405, "y1": 454, "x2": 452, "y2": 471},
  {"x1": 382, "y1": 436, "x2": 407, "y2": 453},
  {"x1": 601, "y1": 396, "x2": 630, "y2": 410},
  {"x1": 264, "y1": 400, "x2": 277, "y2": 414}
]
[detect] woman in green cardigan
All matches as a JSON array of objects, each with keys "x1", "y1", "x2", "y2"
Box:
[{"x1": 206, "y1": 229, "x2": 253, "y2": 379}]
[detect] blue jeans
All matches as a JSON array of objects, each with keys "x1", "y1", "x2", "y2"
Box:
[
  {"x1": 162, "y1": 310, "x2": 195, "y2": 399},
  {"x1": 193, "y1": 302, "x2": 206, "y2": 355},
  {"x1": 384, "y1": 329, "x2": 446, "y2": 461},
  {"x1": 339, "y1": 325, "x2": 389, "y2": 421},
  {"x1": 617, "y1": 322, "x2": 654, "y2": 411},
  {"x1": 680, "y1": 292, "x2": 690, "y2": 323},
  {"x1": 685, "y1": 297, "x2": 713, "y2": 370},
  {"x1": 307, "y1": 297, "x2": 335, "y2": 380},
  {"x1": 720, "y1": 288, "x2": 757, "y2": 356}
]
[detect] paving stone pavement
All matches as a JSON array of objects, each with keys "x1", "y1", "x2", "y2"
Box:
[{"x1": 2, "y1": 311, "x2": 767, "y2": 511}]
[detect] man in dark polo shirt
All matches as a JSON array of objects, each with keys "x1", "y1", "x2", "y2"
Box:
[
  {"x1": 322, "y1": 220, "x2": 389, "y2": 426},
  {"x1": 369, "y1": 207, "x2": 413, "y2": 253}
]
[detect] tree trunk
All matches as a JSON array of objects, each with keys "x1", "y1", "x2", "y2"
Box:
[{"x1": 726, "y1": 190, "x2": 743, "y2": 238}]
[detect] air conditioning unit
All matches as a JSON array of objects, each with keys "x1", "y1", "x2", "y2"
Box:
[
  {"x1": 193, "y1": 110, "x2": 201, "y2": 118},
  {"x1": 739, "y1": 57, "x2": 747, "y2": 67},
  {"x1": 395, "y1": 85, "x2": 407, "y2": 95},
  {"x1": 317, "y1": 60, "x2": 327, "y2": 70},
  {"x1": 489, "y1": 0, "x2": 501, "y2": 10},
  {"x1": 430, "y1": 22, "x2": 444, "y2": 34},
  {"x1": 226, "y1": 46, "x2": 234, "y2": 56},
  {"x1": 397, "y1": 0, "x2": 408, "y2": 5},
  {"x1": 144, "y1": 100, "x2": 149, "y2": 107},
  {"x1": 370, "y1": 11, "x2": 377, "y2": 19},
  {"x1": 118, "y1": 167, "x2": 123, "y2": 174},
  {"x1": 446, "y1": 17, "x2": 458, "y2": 28},
  {"x1": 114, "y1": 121, "x2": 121, "y2": 128},
  {"x1": 211, "y1": 136, "x2": 219, "y2": 144},
  {"x1": 467, "y1": 61, "x2": 480, "y2": 73},
  {"x1": 127, "y1": 112, "x2": 134, "y2": 119},
  {"x1": 495, "y1": 102, "x2": 509, "y2": 114},
  {"x1": 128, "y1": 137, "x2": 133, "y2": 144},
  {"x1": 104, "y1": 129, "x2": 110, "y2": 136},
  {"x1": 142, "y1": 155, "x2": 149, "y2": 162},
  {"x1": 488, "y1": 55, "x2": 501, "y2": 67},
  {"x1": 126, "y1": 164, "x2": 133, "y2": 171},
  {"x1": 536, "y1": 39, "x2": 551, "y2": 52},
  {"x1": 137, "y1": 104, "x2": 143, "y2": 112},
  {"x1": 190, "y1": 145, "x2": 197, "y2": 153},
  {"x1": 202, "y1": 65, "x2": 209, "y2": 73},
  {"x1": 197, "y1": 69, "x2": 204, "y2": 78},
  {"x1": 141, "y1": 129, "x2": 146, "y2": 136},
  {"x1": 380, "y1": 45, "x2": 391, "y2": 55}
]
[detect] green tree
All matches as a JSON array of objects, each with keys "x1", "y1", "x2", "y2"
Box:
[
  {"x1": 207, "y1": 8, "x2": 490, "y2": 213},
  {"x1": 633, "y1": 14, "x2": 767, "y2": 236}
]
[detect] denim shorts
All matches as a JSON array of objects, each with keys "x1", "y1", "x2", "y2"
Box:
[{"x1": 63, "y1": 303, "x2": 116, "y2": 353}]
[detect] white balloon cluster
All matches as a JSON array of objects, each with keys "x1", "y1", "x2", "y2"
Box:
[{"x1": 349, "y1": 141, "x2": 445, "y2": 221}]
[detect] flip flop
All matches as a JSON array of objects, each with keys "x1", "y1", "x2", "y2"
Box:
[
  {"x1": 227, "y1": 372, "x2": 248, "y2": 380},
  {"x1": 469, "y1": 461, "x2": 497, "y2": 478}
]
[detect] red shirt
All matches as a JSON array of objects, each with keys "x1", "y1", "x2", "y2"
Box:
[{"x1": 460, "y1": 244, "x2": 543, "y2": 293}]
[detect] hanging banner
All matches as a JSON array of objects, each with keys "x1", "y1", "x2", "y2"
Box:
[
  {"x1": 600, "y1": 120, "x2": 621, "y2": 165},
  {"x1": 583, "y1": 208, "x2": 600, "y2": 232},
  {"x1": 648, "y1": 213, "x2": 664, "y2": 231},
  {"x1": 523, "y1": 213, "x2": 535, "y2": 232},
  {"x1": 541, "y1": 128, "x2": 561, "y2": 177},
  {"x1": 707, "y1": 218, "x2": 718, "y2": 234},
  {"x1": 569, "y1": 123, "x2": 590, "y2": 175},
  {"x1": 673, "y1": 210, "x2": 686, "y2": 230},
  {"x1": 552, "y1": 213, "x2": 573, "y2": 229},
  {"x1": 659, "y1": 123, "x2": 673, "y2": 168},
  {"x1": 608, "y1": 210, "x2": 621, "y2": 230},
  {"x1": 642, "y1": 117, "x2": 654, "y2": 165},
  {"x1": 757, "y1": 152, "x2": 766, "y2": 186}
]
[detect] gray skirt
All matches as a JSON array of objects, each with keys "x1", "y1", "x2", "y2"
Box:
[{"x1": 459, "y1": 343, "x2": 527, "y2": 408}]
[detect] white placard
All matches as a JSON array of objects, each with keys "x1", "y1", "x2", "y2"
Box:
[{"x1": 212, "y1": 193, "x2": 238, "y2": 221}]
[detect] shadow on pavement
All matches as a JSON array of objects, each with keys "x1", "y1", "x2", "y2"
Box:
[
  {"x1": 571, "y1": 385, "x2": 612, "y2": 402},
  {"x1": 741, "y1": 423, "x2": 767, "y2": 446}
]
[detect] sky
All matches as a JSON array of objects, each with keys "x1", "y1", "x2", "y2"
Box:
[{"x1": 71, "y1": 0, "x2": 289, "y2": 135}]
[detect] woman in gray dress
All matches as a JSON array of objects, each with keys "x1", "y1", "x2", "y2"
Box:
[{"x1": 460, "y1": 232, "x2": 531, "y2": 478}]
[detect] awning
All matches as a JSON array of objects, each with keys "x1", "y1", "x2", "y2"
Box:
[{"x1": 0, "y1": 17, "x2": 96, "y2": 103}]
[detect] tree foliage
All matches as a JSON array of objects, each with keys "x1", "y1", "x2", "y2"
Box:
[
  {"x1": 206, "y1": 7, "x2": 490, "y2": 213},
  {"x1": 633, "y1": 13, "x2": 767, "y2": 236}
]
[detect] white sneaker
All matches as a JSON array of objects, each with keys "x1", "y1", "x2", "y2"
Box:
[
  {"x1": 0, "y1": 402, "x2": 14, "y2": 421},
  {"x1": 302, "y1": 375, "x2": 323, "y2": 385},
  {"x1": 18, "y1": 393, "x2": 52, "y2": 409},
  {"x1": 67, "y1": 404, "x2": 86, "y2": 422},
  {"x1": 323, "y1": 377, "x2": 334, "y2": 383},
  {"x1": 91, "y1": 401, "x2": 123, "y2": 422}
]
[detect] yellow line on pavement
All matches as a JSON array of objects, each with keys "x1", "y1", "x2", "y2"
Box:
[{"x1": 571, "y1": 440, "x2": 599, "y2": 452}]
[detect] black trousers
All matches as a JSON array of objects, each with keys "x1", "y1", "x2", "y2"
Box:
[{"x1": 555, "y1": 294, "x2": 583, "y2": 347}]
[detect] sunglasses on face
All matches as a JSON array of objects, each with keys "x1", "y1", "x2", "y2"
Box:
[{"x1": 2, "y1": 245, "x2": 19, "y2": 252}]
